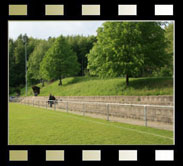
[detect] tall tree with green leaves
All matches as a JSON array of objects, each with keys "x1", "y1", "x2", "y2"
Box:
[
  {"x1": 13, "y1": 35, "x2": 26, "y2": 86},
  {"x1": 87, "y1": 22, "x2": 143, "y2": 85},
  {"x1": 87, "y1": 22, "x2": 169, "y2": 85},
  {"x1": 157, "y1": 22, "x2": 174, "y2": 77},
  {"x1": 138, "y1": 22, "x2": 169, "y2": 76},
  {"x1": 9, "y1": 39, "x2": 16, "y2": 88},
  {"x1": 40, "y1": 35, "x2": 80, "y2": 86},
  {"x1": 27, "y1": 40, "x2": 53, "y2": 86},
  {"x1": 165, "y1": 23, "x2": 173, "y2": 55},
  {"x1": 9, "y1": 34, "x2": 39, "y2": 91}
]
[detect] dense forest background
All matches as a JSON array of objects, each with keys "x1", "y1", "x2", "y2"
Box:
[{"x1": 9, "y1": 22, "x2": 173, "y2": 95}]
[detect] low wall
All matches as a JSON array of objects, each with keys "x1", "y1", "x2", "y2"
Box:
[
  {"x1": 58, "y1": 95, "x2": 173, "y2": 105},
  {"x1": 20, "y1": 95, "x2": 173, "y2": 105}
]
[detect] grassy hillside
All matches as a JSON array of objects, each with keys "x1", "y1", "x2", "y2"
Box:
[
  {"x1": 15, "y1": 76, "x2": 173, "y2": 96},
  {"x1": 9, "y1": 103, "x2": 173, "y2": 145}
]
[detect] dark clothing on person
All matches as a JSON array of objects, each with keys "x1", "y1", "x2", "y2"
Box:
[{"x1": 48, "y1": 94, "x2": 56, "y2": 107}]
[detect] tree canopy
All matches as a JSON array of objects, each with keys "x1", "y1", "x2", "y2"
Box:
[
  {"x1": 40, "y1": 35, "x2": 80, "y2": 86},
  {"x1": 87, "y1": 22, "x2": 169, "y2": 85},
  {"x1": 27, "y1": 39, "x2": 54, "y2": 85}
]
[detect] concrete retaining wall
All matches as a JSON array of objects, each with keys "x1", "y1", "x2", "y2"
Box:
[{"x1": 20, "y1": 95, "x2": 173, "y2": 105}]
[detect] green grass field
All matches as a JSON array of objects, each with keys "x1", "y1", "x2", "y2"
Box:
[
  {"x1": 12, "y1": 76, "x2": 173, "y2": 96},
  {"x1": 9, "y1": 103, "x2": 173, "y2": 145}
]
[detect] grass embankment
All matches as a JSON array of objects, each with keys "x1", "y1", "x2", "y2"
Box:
[
  {"x1": 14, "y1": 76, "x2": 173, "y2": 96},
  {"x1": 9, "y1": 103, "x2": 173, "y2": 145}
]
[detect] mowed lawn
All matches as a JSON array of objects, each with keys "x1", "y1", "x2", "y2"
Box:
[{"x1": 9, "y1": 103, "x2": 173, "y2": 145}]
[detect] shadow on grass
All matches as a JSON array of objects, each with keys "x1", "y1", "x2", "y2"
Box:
[
  {"x1": 127, "y1": 77, "x2": 173, "y2": 90},
  {"x1": 64, "y1": 76, "x2": 101, "y2": 86}
]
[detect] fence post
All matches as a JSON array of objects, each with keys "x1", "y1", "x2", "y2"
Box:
[
  {"x1": 106, "y1": 104, "x2": 109, "y2": 121},
  {"x1": 33, "y1": 100, "x2": 34, "y2": 107},
  {"x1": 144, "y1": 106, "x2": 147, "y2": 127},
  {"x1": 66, "y1": 102, "x2": 68, "y2": 112},
  {"x1": 54, "y1": 101, "x2": 56, "y2": 111},
  {"x1": 46, "y1": 101, "x2": 47, "y2": 109},
  {"x1": 83, "y1": 103, "x2": 85, "y2": 116}
]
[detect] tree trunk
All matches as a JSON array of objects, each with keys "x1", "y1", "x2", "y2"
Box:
[
  {"x1": 58, "y1": 77, "x2": 62, "y2": 86},
  {"x1": 42, "y1": 79, "x2": 44, "y2": 87},
  {"x1": 126, "y1": 74, "x2": 129, "y2": 86}
]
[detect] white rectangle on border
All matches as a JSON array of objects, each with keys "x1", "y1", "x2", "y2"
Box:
[
  {"x1": 82, "y1": 5, "x2": 100, "y2": 16},
  {"x1": 82, "y1": 150, "x2": 101, "y2": 161},
  {"x1": 119, "y1": 150, "x2": 137, "y2": 161},
  {"x1": 118, "y1": 5, "x2": 137, "y2": 15},
  {"x1": 155, "y1": 5, "x2": 173, "y2": 15},
  {"x1": 155, "y1": 150, "x2": 174, "y2": 161}
]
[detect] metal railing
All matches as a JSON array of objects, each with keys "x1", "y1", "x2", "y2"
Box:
[{"x1": 10, "y1": 98, "x2": 174, "y2": 129}]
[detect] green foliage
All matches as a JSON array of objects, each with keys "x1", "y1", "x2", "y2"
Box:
[
  {"x1": 27, "y1": 40, "x2": 53, "y2": 83},
  {"x1": 9, "y1": 39, "x2": 16, "y2": 87},
  {"x1": 151, "y1": 23, "x2": 174, "y2": 77},
  {"x1": 152, "y1": 65, "x2": 173, "y2": 77},
  {"x1": 9, "y1": 34, "x2": 39, "y2": 93},
  {"x1": 87, "y1": 22, "x2": 143, "y2": 78},
  {"x1": 40, "y1": 35, "x2": 80, "y2": 85},
  {"x1": 165, "y1": 23, "x2": 173, "y2": 55},
  {"x1": 65, "y1": 35, "x2": 96, "y2": 76},
  {"x1": 9, "y1": 103, "x2": 173, "y2": 145},
  {"x1": 138, "y1": 22, "x2": 169, "y2": 76},
  {"x1": 87, "y1": 22, "x2": 170, "y2": 84}
]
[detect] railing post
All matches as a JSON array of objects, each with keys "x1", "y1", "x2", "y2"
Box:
[
  {"x1": 106, "y1": 104, "x2": 109, "y2": 121},
  {"x1": 83, "y1": 103, "x2": 85, "y2": 116},
  {"x1": 54, "y1": 101, "x2": 56, "y2": 111},
  {"x1": 144, "y1": 106, "x2": 147, "y2": 127},
  {"x1": 66, "y1": 102, "x2": 68, "y2": 112}
]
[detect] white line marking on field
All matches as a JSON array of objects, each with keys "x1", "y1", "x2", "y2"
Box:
[{"x1": 65, "y1": 114, "x2": 173, "y2": 140}]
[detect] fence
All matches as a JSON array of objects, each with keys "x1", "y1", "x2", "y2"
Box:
[{"x1": 11, "y1": 98, "x2": 174, "y2": 130}]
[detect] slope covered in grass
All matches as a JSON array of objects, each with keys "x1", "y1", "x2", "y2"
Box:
[
  {"x1": 17, "y1": 76, "x2": 173, "y2": 96},
  {"x1": 9, "y1": 103, "x2": 173, "y2": 145}
]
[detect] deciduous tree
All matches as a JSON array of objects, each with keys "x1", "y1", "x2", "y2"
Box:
[{"x1": 40, "y1": 35, "x2": 80, "y2": 86}]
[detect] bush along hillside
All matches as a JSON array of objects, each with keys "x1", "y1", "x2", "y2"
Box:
[{"x1": 14, "y1": 76, "x2": 173, "y2": 97}]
